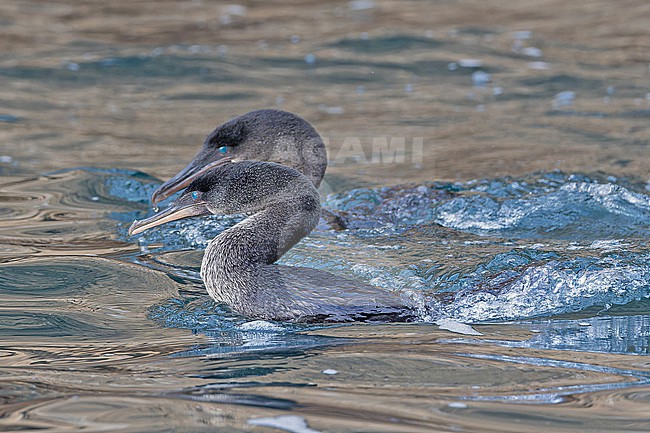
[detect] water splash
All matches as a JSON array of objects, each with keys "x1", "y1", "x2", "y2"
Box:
[
  {"x1": 434, "y1": 174, "x2": 650, "y2": 240},
  {"x1": 427, "y1": 248, "x2": 650, "y2": 323},
  {"x1": 110, "y1": 170, "x2": 650, "y2": 331},
  {"x1": 323, "y1": 171, "x2": 650, "y2": 240},
  {"x1": 149, "y1": 294, "x2": 340, "y2": 357}
]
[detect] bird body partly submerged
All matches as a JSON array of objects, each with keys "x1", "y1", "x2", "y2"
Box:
[{"x1": 130, "y1": 160, "x2": 415, "y2": 322}]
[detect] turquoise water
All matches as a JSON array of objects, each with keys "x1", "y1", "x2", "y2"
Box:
[
  {"x1": 2, "y1": 1, "x2": 650, "y2": 431},
  {"x1": 127, "y1": 171, "x2": 650, "y2": 328}
]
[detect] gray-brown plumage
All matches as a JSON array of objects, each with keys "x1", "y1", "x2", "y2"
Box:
[
  {"x1": 151, "y1": 109, "x2": 328, "y2": 207},
  {"x1": 130, "y1": 161, "x2": 415, "y2": 322}
]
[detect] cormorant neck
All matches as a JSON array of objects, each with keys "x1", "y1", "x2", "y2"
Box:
[{"x1": 200, "y1": 195, "x2": 321, "y2": 315}]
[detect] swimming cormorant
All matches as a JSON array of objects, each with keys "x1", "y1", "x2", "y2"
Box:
[{"x1": 130, "y1": 160, "x2": 415, "y2": 322}]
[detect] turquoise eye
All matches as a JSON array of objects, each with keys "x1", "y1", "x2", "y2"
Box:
[
  {"x1": 218, "y1": 146, "x2": 228, "y2": 154},
  {"x1": 191, "y1": 191, "x2": 199, "y2": 200}
]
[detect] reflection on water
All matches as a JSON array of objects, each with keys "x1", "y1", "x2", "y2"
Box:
[
  {"x1": 129, "y1": 171, "x2": 650, "y2": 324},
  {"x1": 2, "y1": 0, "x2": 650, "y2": 431},
  {"x1": 5, "y1": 160, "x2": 650, "y2": 432},
  {"x1": 498, "y1": 314, "x2": 650, "y2": 355}
]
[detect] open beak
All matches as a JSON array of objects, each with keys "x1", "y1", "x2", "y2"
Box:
[
  {"x1": 128, "y1": 200, "x2": 210, "y2": 236},
  {"x1": 151, "y1": 156, "x2": 232, "y2": 207}
]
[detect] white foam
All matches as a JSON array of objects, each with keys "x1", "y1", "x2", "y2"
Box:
[
  {"x1": 238, "y1": 320, "x2": 284, "y2": 331},
  {"x1": 437, "y1": 319, "x2": 483, "y2": 336},
  {"x1": 248, "y1": 415, "x2": 322, "y2": 433}
]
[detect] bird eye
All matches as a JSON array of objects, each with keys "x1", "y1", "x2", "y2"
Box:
[
  {"x1": 218, "y1": 146, "x2": 228, "y2": 154},
  {"x1": 191, "y1": 191, "x2": 199, "y2": 200}
]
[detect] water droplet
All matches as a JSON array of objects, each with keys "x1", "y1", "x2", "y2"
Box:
[
  {"x1": 64, "y1": 62, "x2": 79, "y2": 71},
  {"x1": 522, "y1": 47, "x2": 542, "y2": 57},
  {"x1": 458, "y1": 59, "x2": 483, "y2": 68},
  {"x1": 304, "y1": 53, "x2": 316, "y2": 65},
  {"x1": 471, "y1": 71, "x2": 491, "y2": 87},
  {"x1": 553, "y1": 91, "x2": 575, "y2": 108}
]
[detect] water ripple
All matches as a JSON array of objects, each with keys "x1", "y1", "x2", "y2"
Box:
[
  {"x1": 457, "y1": 352, "x2": 650, "y2": 403},
  {"x1": 435, "y1": 177, "x2": 650, "y2": 240},
  {"x1": 120, "y1": 171, "x2": 650, "y2": 328},
  {"x1": 428, "y1": 248, "x2": 650, "y2": 322}
]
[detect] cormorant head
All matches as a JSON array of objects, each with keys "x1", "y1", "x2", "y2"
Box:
[
  {"x1": 150, "y1": 109, "x2": 327, "y2": 207},
  {"x1": 130, "y1": 160, "x2": 319, "y2": 236}
]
